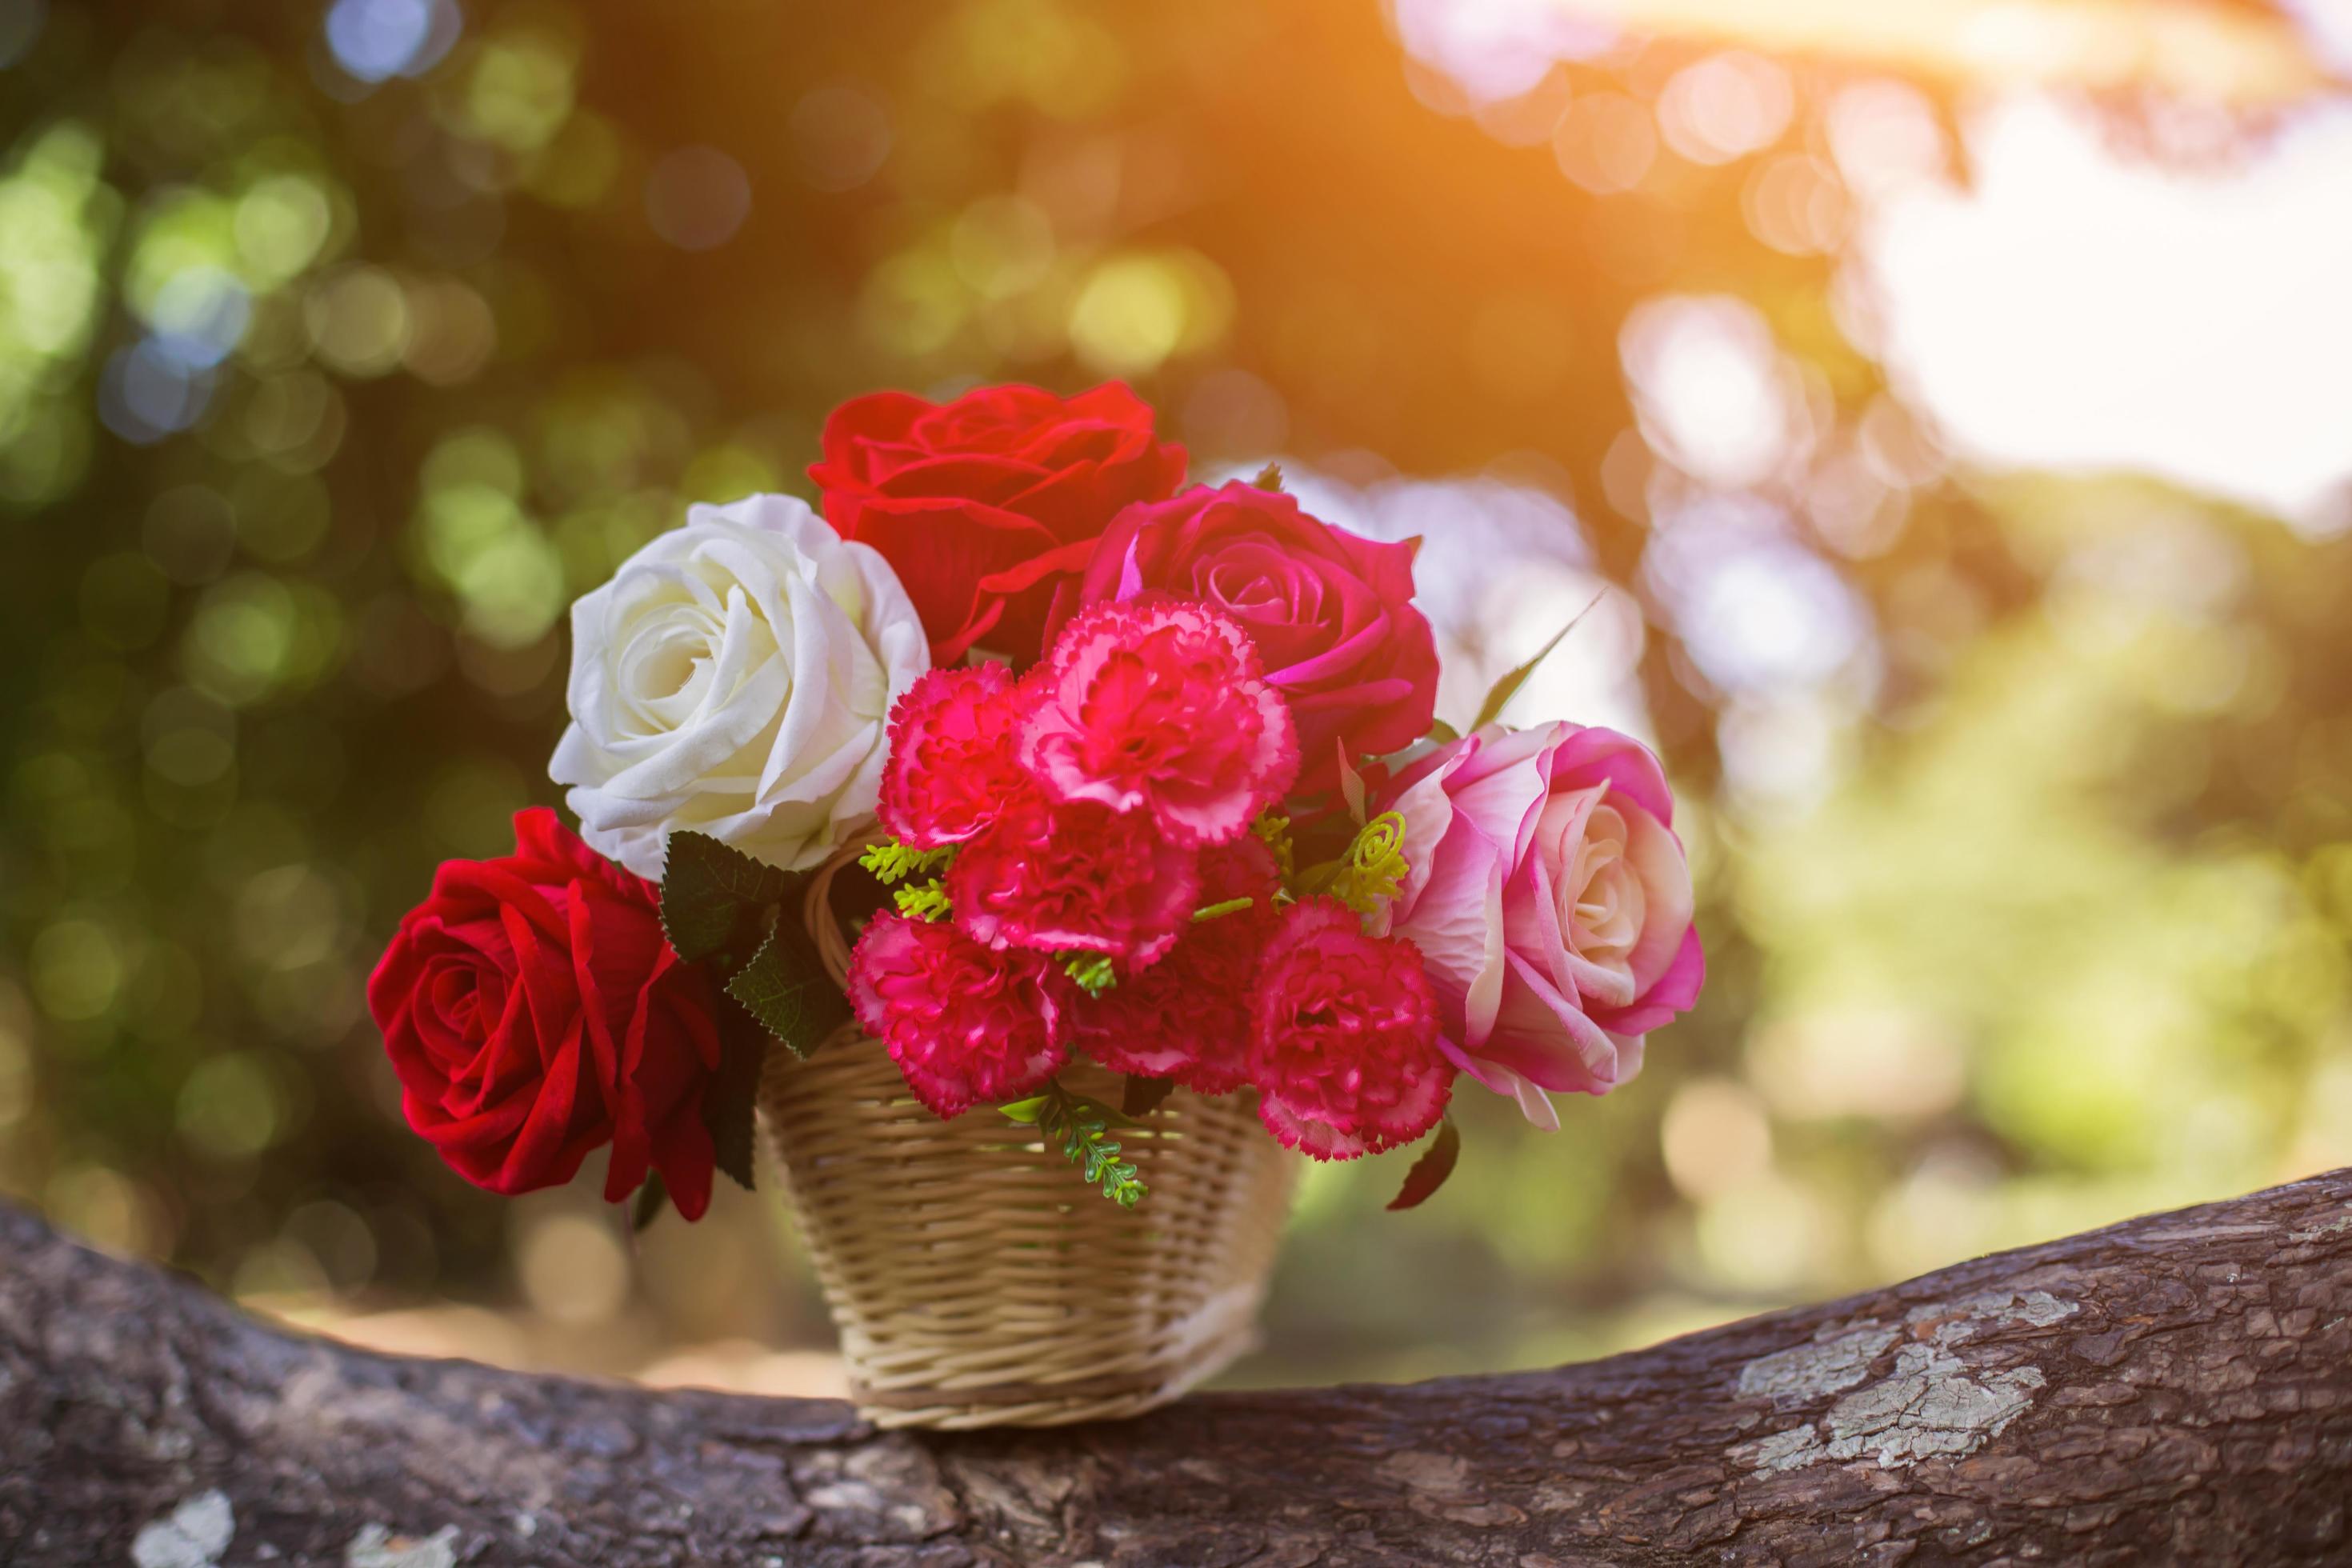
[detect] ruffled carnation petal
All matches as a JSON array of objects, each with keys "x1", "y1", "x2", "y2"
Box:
[
  {"x1": 876, "y1": 663, "x2": 1036, "y2": 849},
  {"x1": 1245, "y1": 898, "x2": 1453, "y2": 1160},
  {"x1": 848, "y1": 913, "x2": 1068, "y2": 1118},
  {"x1": 1018, "y1": 600, "x2": 1299, "y2": 848},
  {"x1": 949, "y1": 796, "x2": 1201, "y2": 966},
  {"x1": 1066, "y1": 835, "x2": 1282, "y2": 1093},
  {"x1": 1047, "y1": 482, "x2": 1438, "y2": 794}
]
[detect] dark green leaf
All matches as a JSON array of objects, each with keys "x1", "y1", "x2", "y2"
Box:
[
  {"x1": 725, "y1": 923, "x2": 852, "y2": 1060},
  {"x1": 1386, "y1": 1116, "x2": 1460, "y2": 1212},
  {"x1": 1250, "y1": 460, "x2": 1285, "y2": 491},
  {"x1": 702, "y1": 1000, "x2": 769, "y2": 1194},
  {"x1": 630, "y1": 1169, "x2": 670, "y2": 1231},
  {"x1": 1469, "y1": 590, "x2": 1606, "y2": 733},
  {"x1": 1122, "y1": 1074, "x2": 1176, "y2": 1118},
  {"x1": 660, "y1": 830, "x2": 798, "y2": 964}
]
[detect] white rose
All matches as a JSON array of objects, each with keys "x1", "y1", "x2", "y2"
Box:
[{"x1": 550, "y1": 493, "x2": 928, "y2": 879}]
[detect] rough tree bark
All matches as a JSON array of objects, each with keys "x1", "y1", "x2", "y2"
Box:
[{"x1": 4, "y1": 1171, "x2": 2350, "y2": 1567}]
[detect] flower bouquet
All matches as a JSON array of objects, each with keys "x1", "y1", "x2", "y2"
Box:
[{"x1": 368, "y1": 382, "x2": 1704, "y2": 1427}]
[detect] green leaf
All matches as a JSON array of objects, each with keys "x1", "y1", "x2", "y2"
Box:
[
  {"x1": 702, "y1": 1002, "x2": 770, "y2": 1194},
  {"x1": 726, "y1": 924, "x2": 852, "y2": 1061},
  {"x1": 1020, "y1": 1078, "x2": 1148, "y2": 1207},
  {"x1": 1335, "y1": 747, "x2": 1369, "y2": 822},
  {"x1": 1469, "y1": 590, "x2": 1606, "y2": 733},
  {"x1": 1386, "y1": 1116, "x2": 1460, "y2": 1212},
  {"x1": 630, "y1": 1169, "x2": 670, "y2": 1231},
  {"x1": 1122, "y1": 1074, "x2": 1176, "y2": 1118},
  {"x1": 1426, "y1": 718, "x2": 1462, "y2": 745},
  {"x1": 661, "y1": 831, "x2": 797, "y2": 964},
  {"x1": 1251, "y1": 460, "x2": 1285, "y2": 492}
]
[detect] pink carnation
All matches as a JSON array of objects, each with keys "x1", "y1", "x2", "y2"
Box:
[
  {"x1": 1018, "y1": 600, "x2": 1298, "y2": 849},
  {"x1": 1050, "y1": 481, "x2": 1439, "y2": 797},
  {"x1": 1066, "y1": 835, "x2": 1283, "y2": 1093},
  {"x1": 1246, "y1": 898, "x2": 1452, "y2": 1160},
  {"x1": 876, "y1": 663, "x2": 1036, "y2": 850},
  {"x1": 949, "y1": 794, "x2": 1201, "y2": 966},
  {"x1": 848, "y1": 913, "x2": 1067, "y2": 1117}
]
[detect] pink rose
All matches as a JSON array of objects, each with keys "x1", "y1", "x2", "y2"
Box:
[
  {"x1": 1373, "y1": 722, "x2": 1703, "y2": 1127},
  {"x1": 1052, "y1": 482, "x2": 1438, "y2": 794}
]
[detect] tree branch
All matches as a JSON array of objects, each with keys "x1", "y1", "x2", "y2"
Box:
[{"x1": 4, "y1": 1171, "x2": 2350, "y2": 1566}]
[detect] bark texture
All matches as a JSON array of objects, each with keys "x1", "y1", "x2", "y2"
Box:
[{"x1": 4, "y1": 1171, "x2": 2350, "y2": 1567}]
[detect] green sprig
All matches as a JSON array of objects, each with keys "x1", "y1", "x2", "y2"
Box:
[
  {"x1": 893, "y1": 879, "x2": 953, "y2": 922},
  {"x1": 859, "y1": 839, "x2": 957, "y2": 886},
  {"x1": 1192, "y1": 896, "x2": 1255, "y2": 923},
  {"x1": 1063, "y1": 952, "x2": 1118, "y2": 996},
  {"x1": 1300, "y1": 810, "x2": 1410, "y2": 918},
  {"x1": 1252, "y1": 813, "x2": 1296, "y2": 884},
  {"x1": 999, "y1": 1081, "x2": 1146, "y2": 1208}
]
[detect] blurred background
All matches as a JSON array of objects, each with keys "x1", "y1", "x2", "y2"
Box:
[{"x1": 6, "y1": 0, "x2": 2352, "y2": 1397}]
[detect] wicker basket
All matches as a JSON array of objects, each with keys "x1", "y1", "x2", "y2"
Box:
[{"x1": 756, "y1": 846, "x2": 1298, "y2": 1430}]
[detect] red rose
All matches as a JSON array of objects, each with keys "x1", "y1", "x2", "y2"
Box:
[
  {"x1": 1053, "y1": 481, "x2": 1440, "y2": 794},
  {"x1": 810, "y1": 381, "x2": 1187, "y2": 665},
  {"x1": 366, "y1": 808, "x2": 723, "y2": 1218}
]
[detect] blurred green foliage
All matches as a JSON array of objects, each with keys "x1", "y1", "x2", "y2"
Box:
[{"x1": 3, "y1": 0, "x2": 2348, "y2": 1383}]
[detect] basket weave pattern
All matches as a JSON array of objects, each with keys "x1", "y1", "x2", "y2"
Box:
[{"x1": 757, "y1": 846, "x2": 1298, "y2": 1430}]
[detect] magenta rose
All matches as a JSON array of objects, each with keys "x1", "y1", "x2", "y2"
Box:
[
  {"x1": 1372, "y1": 722, "x2": 1703, "y2": 1127},
  {"x1": 1051, "y1": 482, "x2": 1438, "y2": 794}
]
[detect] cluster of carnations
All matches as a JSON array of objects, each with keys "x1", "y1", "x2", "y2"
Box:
[
  {"x1": 366, "y1": 382, "x2": 1703, "y2": 1222},
  {"x1": 850, "y1": 596, "x2": 1448, "y2": 1165}
]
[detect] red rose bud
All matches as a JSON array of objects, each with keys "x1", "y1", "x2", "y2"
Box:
[
  {"x1": 810, "y1": 381, "x2": 1186, "y2": 665},
  {"x1": 366, "y1": 809, "x2": 723, "y2": 1218}
]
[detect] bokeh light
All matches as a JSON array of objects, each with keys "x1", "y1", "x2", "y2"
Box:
[
  {"x1": 324, "y1": 0, "x2": 459, "y2": 86},
  {"x1": 645, "y1": 146, "x2": 752, "y2": 252}
]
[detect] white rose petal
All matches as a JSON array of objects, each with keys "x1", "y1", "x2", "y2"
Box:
[{"x1": 550, "y1": 493, "x2": 928, "y2": 878}]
